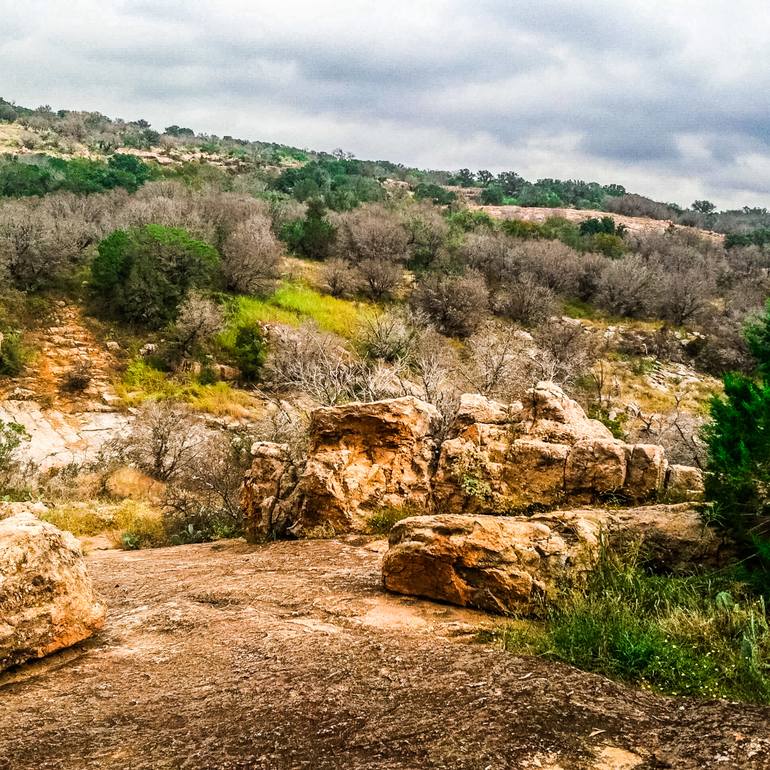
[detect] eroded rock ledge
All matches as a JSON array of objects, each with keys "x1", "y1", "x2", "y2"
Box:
[{"x1": 241, "y1": 383, "x2": 705, "y2": 540}]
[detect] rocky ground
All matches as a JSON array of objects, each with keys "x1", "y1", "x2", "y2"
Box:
[{"x1": 1, "y1": 537, "x2": 768, "y2": 770}]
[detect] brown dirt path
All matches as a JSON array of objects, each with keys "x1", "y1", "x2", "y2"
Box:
[{"x1": 1, "y1": 538, "x2": 769, "y2": 770}]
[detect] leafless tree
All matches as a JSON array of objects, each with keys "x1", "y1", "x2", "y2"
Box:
[
  {"x1": 222, "y1": 213, "x2": 281, "y2": 295},
  {"x1": 321, "y1": 258, "x2": 360, "y2": 298}
]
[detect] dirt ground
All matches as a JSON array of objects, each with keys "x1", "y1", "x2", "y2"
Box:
[{"x1": 1, "y1": 537, "x2": 769, "y2": 770}]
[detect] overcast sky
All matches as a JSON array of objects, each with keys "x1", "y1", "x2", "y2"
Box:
[{"x1": 2, "y1": 0, "x2": 769, "y2": 208}]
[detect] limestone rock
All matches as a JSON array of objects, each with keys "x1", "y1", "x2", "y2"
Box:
[
  {"x1": 665, "y1": 464, "x2": 705, "y2": 502},
  {"x1": 0, "y1": 501, "x2": 49, "y2": 521},
  {"x1": 241, "y1": 442, "x2": 294, "y2": 542},
  {"x1": 382, "y1": 513, "x2": 601, "y2": 614},
  {"x1": 624, "y1": 444, "x2": 667, "y2": 501},
  {"x1": 590, "y1": 503, "x2": 725, "y2": 570},
  {"x1": 242, "y1": 397, "x2": 439, "y2": 538},
  {"x1": 383, "y1": 505, "x2": 726, "y2": 614},
  {"x1": 241, "y1": 384, "x2": 706, "y2": 537},
  {"x1": 454, "y1": 393, "x2": 513, "y2": 427},
  {"x1": 565, "y1": 439, "x2": 627, "y2": 498},
  {"x1": 0, "y1": 513, "x2": 105, "y2": 671}
]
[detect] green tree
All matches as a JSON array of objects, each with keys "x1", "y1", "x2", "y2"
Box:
[
  {"x1": 705, "y1": 300, "x2": 770, "y2": 580},
  {"x1": 745, "y1": 300, "x2": 770, "y2": 382},
  {"x1": 280, "y1": 199, "x2": 337, "y2": 260},
  {"x1": 91, "y1": 225, "x2": 219, "y2": 328},
  {"x1": 232, "y1": 324, "x2": 267, "y2": 382},
  {"x1": 479, "y1": 184, "x2": 504, "y2": 205},
  {"x1": 692, "y1": 199, "x2": 717, "y2": 214}
]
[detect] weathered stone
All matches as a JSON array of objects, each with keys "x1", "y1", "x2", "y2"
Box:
[
  {"x1": 0, "y1": 513, "x2": 105, "y2": 671},
  {"x1": 0, "y1": 501, "x2": 49, "y2": 521},
  {"x1": 665, "y1": 464, "x2": 706, "y2": 502},
  {"x1": 565, "y1": 439, "x2": 627, "y2": 498},
  {"x1": 242, "y1": 397, "x2": 439, "y2": 538},
  {"x1": 584, "y1": 503, "x2": 725, "y2": 571},
  {"x1": 454, "y1": 393, "x2": 513, "y2": 428},
  {"x1": 241, "y1": 443, "x2": 293, "y2": 542},
  {"x1": 382, "y1": 513, "x2": 601, "y2": 614},
  {"x1": 624, "y1": 444, "x2": 667, "y2": 501},
  {"x1": 383, "y1": 505, "x2": 727, "y2": 614},
  {"x1": 241, "y1": 384, "x2": 705, "y2": 536},
  {"x1": 519, "y1": 381, "x2": 613, "y2": 443}
]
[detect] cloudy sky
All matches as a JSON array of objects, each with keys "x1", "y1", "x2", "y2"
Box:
[{"x1": 2, "y1": 0, "x2": 769, "y2": 208}]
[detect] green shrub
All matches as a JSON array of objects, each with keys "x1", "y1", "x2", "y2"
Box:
[
  {"x1": 489, "y1": 551, "x2": 770, "y2": 703},
  {"x1": 279, "y1": 199, "x2": 337, "y2": 259},
  {"x1": 413, "y1": 183, "x2": 456, "y2": 205},
  {"x1": 479, "y1": 184, "x2": 505, "y2": 205},
  {"x1": 0, "y1": 330, "x2": 27, "y2": 376},
  {"x1": 90, "y1": 225, "x2": 219, "y2": 328},
  {"x1": 232, "y1": 324, "x2": 267, "y2": 382},
  {"x1": 366, "y1": 506, "x2": 418, "y2": 534}
]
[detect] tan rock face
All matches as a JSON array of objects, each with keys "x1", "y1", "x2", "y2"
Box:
[
  {"x1": 382, "y1": 513, "x2": 601, "y2": 614},
  {"x1": 665, "y1": 464, "x2": 705, "y2": 502},
  {"x1": 242, "y1": 397, "x2": 439, "y2": 539},
  {"x1": 0, "y1": 513, "x2": 105, "y2": 671},
  {"x1": 241, "y1": 443, "x2": 294, "y2": 542},
  {"x1": 383, "y1": 505, "x2": 727, "y2": 614},
  {"x1": 241, "y1": 385, "x2": 706, "y2": 537}
]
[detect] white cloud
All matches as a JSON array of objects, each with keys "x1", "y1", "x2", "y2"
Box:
[{"x1": 2, "y1": 0, "x2": 770, "y2": 208}]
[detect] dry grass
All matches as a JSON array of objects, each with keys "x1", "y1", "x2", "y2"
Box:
[{"x1": 41, "y1": 499, "x2": 167, "y2": 549}]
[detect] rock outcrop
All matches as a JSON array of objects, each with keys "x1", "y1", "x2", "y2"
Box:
[
  {"x1": 382, "y1": 513, "x2": 600, "y2": 614},
  {"x1": 243, "y1": 397, "x2": 439, "y2": 539},
  {"x1": 382, "y1": 504, "x2": 725, "y2": 614},
  {"x1": 241, "y1": 385, "x2": 705, "y2": 539},
  {"x1": 0, "y1": 513, "x2": 105, "y2": 671}
]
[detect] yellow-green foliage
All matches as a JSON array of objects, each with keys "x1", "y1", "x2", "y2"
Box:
[
  {"x1": 42, "y1": 500, "x2": 166, "y2": 549},
  {"x1": 221, "y1": 282, "x2": 374, "y2": 342},
  {"x1": 115, "y1": 360, "x2": 253, "y2": 416}
]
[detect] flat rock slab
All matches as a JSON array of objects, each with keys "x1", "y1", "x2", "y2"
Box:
[{"x1": 0, "y1": 538, "x2": 768, "y2": 770}]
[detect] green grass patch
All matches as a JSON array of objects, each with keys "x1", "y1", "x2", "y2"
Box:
[
  {"x1": 365, "y1": 506, "x2": 420, "y2": 535},
  {"x1": 115, "y1": 360, "x2": 253, "y2": 417},
  {"x1": 42, "y1": 500, "x2": 167, "y2": 549},
  {"x1": 486, "y1": 551, "x2": 770, "y2": 703},
  {"x1": 220, "y1": 282, "x2": 374, "y2": 343}
]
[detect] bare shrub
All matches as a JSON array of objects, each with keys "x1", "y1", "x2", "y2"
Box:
[
  {"x1": 574, "y1": 253, "x2": 609, "y2": 301},
  {"x1": 336, "y1": 203, "x2": 410, "y2": 264},
  {"x1": 321, "y1": 258, "x2": 360, "y2": 298},
  {"x1": 459, "y1": 322, "x2": 533, "y2": 401},
  {"x1": 222, "y1": 213, "x2": 281, "y2": 295},
  {"x1": 358, "y1": 309, "x2": 419, "y2": 362},
  {"x1": 264, "y1": 324, "x2": 392, "y2": 405},
  {"x1": 411, "y1": 271, "x2": 489, "y2": 338},
  {"x1": 493, "y1": 274, "x2": 557, "y2": 326},
  {"x1": 513, "y1": 240, "x2": 582, "y2": 294},
  {"x1": 357, "y1": 257, "x2": 403, "y2": 299},
  {"x1": 162, "y1": 428, "x2": 255, "y2": 542},
  {"x1": 113, "y1": 401, "x2": 207, "y2": 482},
  {"x1": 595, "y1": 256, "x2": 655, "y2": 317},
  {"x1": 172, "y1": 293, "x2": 224, "y2": 358},
  {"x1": 458, "y1": 232, "x2": 512, "y2": 290},
  {"x1": 531, "y1": 319, "x2": 597, "y2": 386}
]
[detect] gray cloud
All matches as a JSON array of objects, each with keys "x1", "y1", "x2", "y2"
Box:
[{"x1": 2, "y1": 0, "x2": 770, "y2": 208}]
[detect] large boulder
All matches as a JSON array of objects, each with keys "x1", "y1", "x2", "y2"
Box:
[
  {"x1": 383, "y1": 505, "x2": 727, "y2": 614},
  {"x1": 242, "y1": 397, "x2": 439, "y2": 539},
  {"x1": 0, "y1": 513, "x2": 105, "y2": 671},
  {"x1": 382, "y1": 513, "x2": 600, "y2": 614},
  {"x1": 241, "y1": 385, "x2": 707, "y2": 536}
]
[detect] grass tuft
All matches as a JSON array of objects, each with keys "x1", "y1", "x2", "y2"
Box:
[{"x1": 488, "y1": 550, "x2": 770, "y2": 703}]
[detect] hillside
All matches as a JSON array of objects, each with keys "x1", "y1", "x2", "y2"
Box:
[{"x1": 2, "y1": 98, "x2": 770, "y2": 769}]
